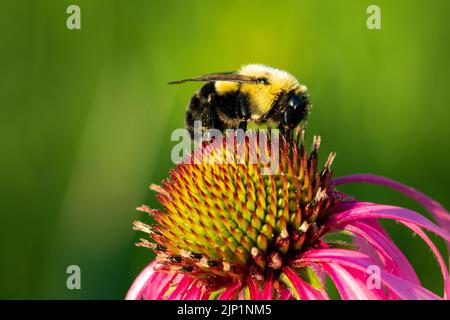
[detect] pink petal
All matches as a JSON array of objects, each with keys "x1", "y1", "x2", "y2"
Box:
[
  {"x1": 342, "y1": 220, "x2": 419, "y2": 299},
  {"x1": 218, "y1": 281, "x2": 242, "y2": 300},
  {"x1": 321, "y1": 263, "x2": 386, "y2": 299},
  {"x1": 326, "y1": 202, "x2": 450, "y2": 243},
  {"x1": 402, "y1": 222, "x2": 450, "y2": 299},
  {"x1": 183, "y1": 281, "x2": 204, "y2": 300},
  {"x1": 278, "y1": 288, "x2": 292, "y2": 300},
  {"x1": 333, "y1": 174, "x2": 450, "y2": 239},
  {"x1": 329, "y1": 201, "x2": 450, "y2": 298},
  {"x1": 297, "y1": 248, "x2": 442, "y2": 300},
  {"x1": 282, "y1": 267, "x2": 329, "y2": 300},
  {"x1": 261, "y1": 272, "x2": 273, "y2": 300},
  {"x1": 347, "y1": 236, "x2": 397, "y2": 299},
  {"x1": 165, "y1": 274, "x2": 195, "y2": 300},
  {"x1": 126, "y1": 262, "x2": 200, "y2": 300},
  {"x1": 125, "y1": 261, "x2": 158, "y2": 300},
  {"x1": 333, "y1": 173, "x2": 450, "y2": 294},
  {"x1": 353, "y1": 233, "x2": 384, "y2": 266},
  {"x1": 246, "y1": 277, "x2": 260, "y2": 300},
  {"x1": 342, "y1": 220, "x2": 420, "y2": 285},
  {"x1": 143, "y1": 270, "x2": 177, "y2": 299}
]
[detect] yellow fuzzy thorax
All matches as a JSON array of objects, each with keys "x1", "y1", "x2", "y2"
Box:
[{"x1": 215, "y1": 64, "x2": 305, "y2": 120}]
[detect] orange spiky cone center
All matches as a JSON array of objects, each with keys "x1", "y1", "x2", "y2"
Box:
[{"x1": 134, "y1": 132, "x2": 338, "y2": 287}]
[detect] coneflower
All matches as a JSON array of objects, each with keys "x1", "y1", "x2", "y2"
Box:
[{"x1": 126, "y1": 130, "x2": 450, "y2": 300}]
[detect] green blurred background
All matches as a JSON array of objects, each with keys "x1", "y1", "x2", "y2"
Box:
[{"x1": 1, "y1": 0, "x2": 449, "y2": 299}]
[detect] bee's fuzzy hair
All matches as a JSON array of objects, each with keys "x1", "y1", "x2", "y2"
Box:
[
  {"x1": 214, "y1": 64, "x2": 307, "y2": 121},
  {"x1": 239, "y1": 64, "x2": 300, "y2": 92}
]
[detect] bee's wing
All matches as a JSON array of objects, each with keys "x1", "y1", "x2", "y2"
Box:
[{"x1": 168, "y1": 72, "x2": 268, "y2": 85}]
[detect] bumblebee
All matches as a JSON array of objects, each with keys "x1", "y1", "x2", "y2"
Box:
[{"x1": 169, "y1": 64, "x2": 311, "y2": 142}]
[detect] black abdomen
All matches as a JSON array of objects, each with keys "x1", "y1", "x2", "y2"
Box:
[{"x1": 185, "y1": 82, "x2": 240, "y2": 137}]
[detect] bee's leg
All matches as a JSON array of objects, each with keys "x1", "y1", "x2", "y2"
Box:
[
  {"x1": 186, "y1": 90, "x2": 218, "y2": 141},
  {"x1": 203, "y1": 103, "x2": 218, "y2": 141},
  {"x1": 237, "y1": 121, "x2": 247, "y2": 131},
  {"x1": 186, "y1": 94, "x2": 202, "y2": 139},
  {"x1": 287, "y1": 129, "x2": 293, "y2": 148},
  {"x1": 236, "y1": 94, "x2": 250, "y2": 132},
  {"x1": 279, "y1": 106, "x2": 298, "y2": 148},
  {"x1": 278, "y1": 125, "x2": 293, "y2": 148}
]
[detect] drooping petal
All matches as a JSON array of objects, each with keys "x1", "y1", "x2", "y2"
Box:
[
  {"x1": 125, "y1": 261, "x2": 158, "y2": 300},
  {"x1": 278, "y1": 288, "x2": 292, "y2": 300},
  {"x1": 341, "y1": 220, "x2": 420, "y2": 299},
  {"x1": 328, "y1": 201, "x2": 450, "y2": 298},
  {"x1": 321, "y1": 263, "x2": 386, "y2": 299},
  {"x1": 297, "y1": 248, "x2": 442, "y2": 300},
  {"x1": 165, "y1": 274, "x2": 195, "y2": 300},
  {"x1": 261, "y1": 272, "x2": 273, "y2": 300},
  {"x1": 326, "y1": 202, "x2": 450, "y2": 243},
  {"x1": 281, "y1": 267, "x2": 329, "y2": 300},
  {"x1": 246, "y1": 277, "x2": 261, "y2": 300},
  {"x1": 143, "y1": 270, "x2": 177, "y2": 300},
  {"x1": 402, "y1": 222, "x2": 450, "y2": 299},
  {"x1": 183, "y1": 280, "x2": 204, "y2": 300},
  {"x1": 333, "y1": 174, "x2": 450, "y2": 294},
  {"x1": 349, "y1": 237, "x2": 398, "y2": 299},
  {"x1": 218, "y1": 281, "x2": 242, "y2": 300},
  {"x1": 332, "y1": 174, "x2": 450, "y2": 237},
  {"x1": 352, "y1": 233, "x2": 384, "y2": 266},
  {"x1": 126, "y1": 262, "x2": 210, "y2": 300},
  {"x1": 341, "y1": 220, "x2": 420, "y2": 285}
]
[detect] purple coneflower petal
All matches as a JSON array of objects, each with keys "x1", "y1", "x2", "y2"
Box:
[
  {"x1": 327, "y1": 202, "x2": 450, "y2": 298},
  {"x1": 278, "y1": 288, "x2": 292, "y2": 300},
  {"x1": 342, "y1": 220, "x2": 420, "y2": 284},
  {"x1": 182, "y1": 280, "x2": 204, "y2": 300},
  {"x1": 125, "y1": 261, "x2": 158, "y2": 300},
  {"x1": 352, "y1": 234, "x2": 383, "y2": 265},
  {"x1": 349, "y1": 230, "x2": 397, "y2": 298},
  {"x1": 261, "y1": 272, "x2": 273, "y2": 300},
  {"x1": 246, "y1": 277, "x2": 261, "y2": 300},
  {"x1": 327, "y1": 202, "x2": 450, "y2": 243},
  {"x1": 333, "y1": 174, "x2": 450, "y2": 296},
  {"x1": 342, "y1": 220, "x2": 419, "y2": 299},
  {"x1": 144, "y1": 270, "x2": 177, "y2": 300},
  {"x1": 401, "y1": 222, "x2": 450, "y2": 298},
  {"x1": 218, "y1": 281, "x2": 242, "y2": 300},
  {"x1": 298, "y1": 249, "x2": 442, "y2": 300},
  {"x1": 282, "y1": 267, "x2": 329, "y2": 300},
  {"x1": 165, "y1": 275, "x2": 195, "y2": 300},
  {"x1": 333, "y1": 174, "x2": 450, "y2": 238},
  {"x1": 321, "y1": 263, "x2": 385, "y2": 299}
]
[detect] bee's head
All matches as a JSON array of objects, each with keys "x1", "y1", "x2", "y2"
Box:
[{"x1": 282, "y1": 87, "x2": 310, "y2": 129}]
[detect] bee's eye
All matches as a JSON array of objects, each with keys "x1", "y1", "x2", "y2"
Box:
[
  {"x1": 257, "y1": 77, "x2": 269, "y2": 85},
  {"x1": 283, "y1": 94, "x2": 309, "y2": 128},
  {"x1": 288, "y1": 95, "x2": 302, "y2": 110}
]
